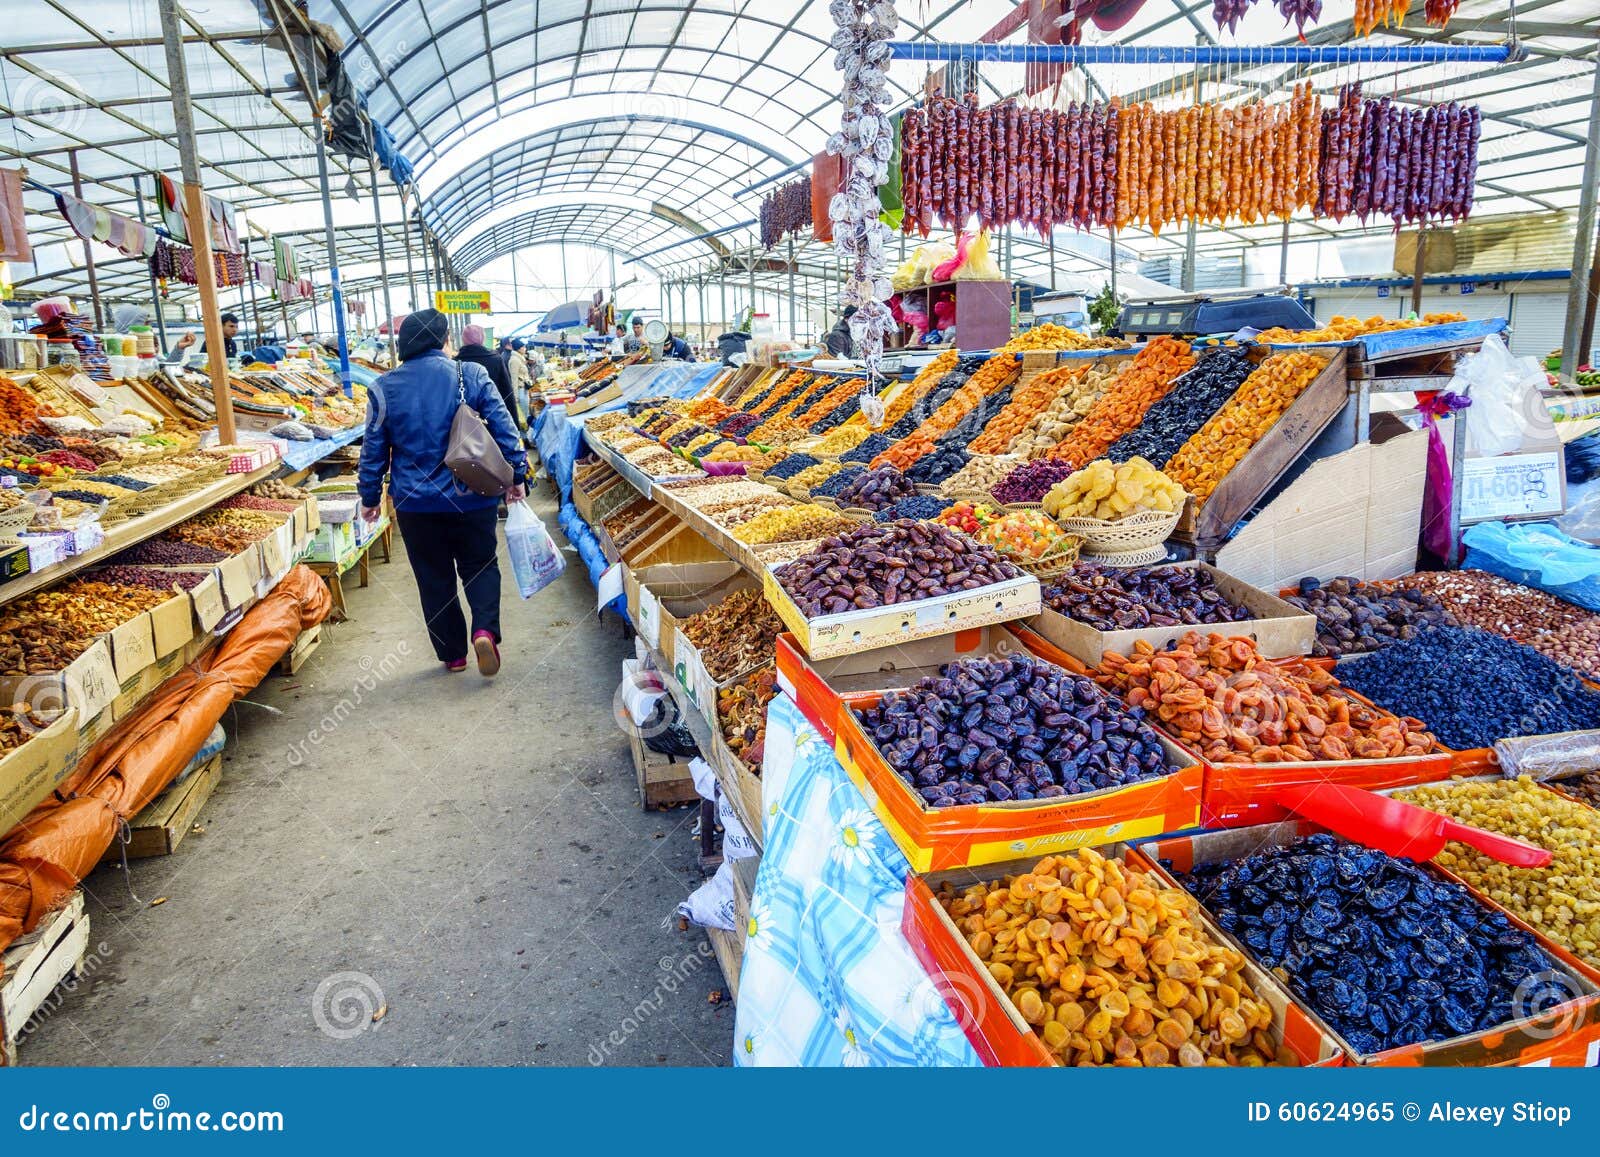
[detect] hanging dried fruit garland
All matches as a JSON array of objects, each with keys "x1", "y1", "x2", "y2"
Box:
[
  {"x1": 826, "y1": 0, "x2": 898, "y2": 383},
  {"x1": 759, "y1": 174, "x2": 812, "y2": 251},
  {"x1": 899, "y1": 82, "x2": 1479, "y2": 236}
]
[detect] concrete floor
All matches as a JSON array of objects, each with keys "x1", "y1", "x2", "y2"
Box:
[{"x1": 19, "y1": 489, "x2": 733, "y2": 1066}]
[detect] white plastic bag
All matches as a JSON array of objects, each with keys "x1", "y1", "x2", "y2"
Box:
[
  {"x1": 504, "y1": 500, "x2": 564, "y2": 598},
  {"x1": 1453, "y1": 333, "x2": 1553, "y2": 457}
]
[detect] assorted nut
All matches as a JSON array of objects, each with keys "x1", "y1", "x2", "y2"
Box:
[
  {"x1": 1095, "y1": 631, "x2": 1435, "y2": 764},
  {"x1": 936, "y1": 454, "x2": 1022, "y2": 497},
  {"x1": 1286, "y1": 575, "x2": 1457, "y2": 658},
  {"x1": 1044, "y1": 564, "x2": 1251, "y2": 631},
  {"x1": 970, "y1": 366, "x2": 1086, "y2": 454},
  {"x1": 937, "y1": 848, "x2": 1293, "y2": 1067},
  {"x1": 1389, "y1": 569, "x2": 1600, "y2": 678},
  {"x1": 773, "y1": 520, "x2": 1019, "y2": 616},
  {"x1": 858, "y1": 654, "x2": 1178, "y2": 805},
  {"x1": 733, "y1": 503, "x2": 859, "y2": 545},
  {"x1": 1398, "y1": 777, "x2": 1600, "y2": 969}
]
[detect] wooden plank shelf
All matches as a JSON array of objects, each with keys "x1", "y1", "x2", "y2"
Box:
[{"x1": 1, "y1": 892, "x2": 90, "y2": 1066}]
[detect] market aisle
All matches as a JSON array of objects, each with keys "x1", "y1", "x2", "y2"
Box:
[{"x1": 19, "y1": 489, "x2": 732, "y2": 1067}]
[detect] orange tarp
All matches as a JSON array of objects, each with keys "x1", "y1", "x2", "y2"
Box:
[{"x1": 0, "y1": 565, "x2": 330, "y2": 959}]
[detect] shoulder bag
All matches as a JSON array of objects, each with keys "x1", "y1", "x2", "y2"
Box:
[{"x1": 444, "y1": 360, "x2": 514, "y2": 496}]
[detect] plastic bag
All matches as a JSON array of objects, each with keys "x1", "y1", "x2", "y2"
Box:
[
  {"x1": 1558, "y1": 478, "x2": 1600, "y2": 543},
  {"x1": 954, "y1": 228, "x2": 1001, "y2": 280},
  {"x1": 1453, "y1": 333, "x2": 1552, "y2": 457},
  {"x1": 1461, "y1": 520, "x2": 1600, "y2": 611},
  {"x1": 1417, "y1": 392, "x2": 1470, "y2": 560},
  {"x1": 270, "y1": 420, "x2": 314, "y2": 441},
  {"x1": 504, "y1": 500, "x2": 564, "y2": 598}
]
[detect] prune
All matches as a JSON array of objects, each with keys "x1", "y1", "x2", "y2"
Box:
[
  {"x1": 1180, "y1": 833, "x2": 1561, "y2": 1054},
  {"x1": 1105, "y1": 345, "x2": 1255, "y2": 468},
  {"x1": 872, "y1": 494, "x2": 954, "y2": 523},
  {"x1": 1337, "y1": 625, "x2": 1600, "y2": 749},
  {"x1": 1285, "y1": 575, "x2": 1457, "y2": 658},
  {"x1": 1043, "y1": 563, "x2": 1252, "y2": 631},
  {"x1": 855, "y1": 654, "x2": 1177, "y2": 805},
  {"x1": 839, "y1": 434, "x2": 892, "y2": 464}
]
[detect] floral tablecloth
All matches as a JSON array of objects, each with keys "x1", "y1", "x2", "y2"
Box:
[{"x1": 732, "y1": 694, "x2": 981, "y2": 1067}]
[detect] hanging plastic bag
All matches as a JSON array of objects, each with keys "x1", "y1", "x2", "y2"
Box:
[
  {"x1": 954, "y1": 228, "x2": 1001, "y2": 280},
  {"x1": 1416, "y1": 392, "x2": 1470, "y2": 561},
  {"x1": 1461, "y1": 520, "x2": 1600, "y2": 611},
  {"x1": 1558, "y1": 478, "x2": 1600, "y2": 543},
  {"x1": 504, "y1": 500, "x2": 564, "y2": 598},
  {"x1": 1453, "y1": 333, "x2": 1552, "y2": 457}
]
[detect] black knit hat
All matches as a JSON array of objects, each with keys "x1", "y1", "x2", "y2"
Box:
[{"x1": 398, "y1": 309, "x2": 449, "y2": 360}]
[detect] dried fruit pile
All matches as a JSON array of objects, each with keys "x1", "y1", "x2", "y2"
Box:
[
  {"x1": 936, "y1": 849, "x2": 1293, "y2": 1067},
  {"x1": 1042, "y1": 457, "x2": 1185, "y2": 521},
  {"x1": 1285, "y1": 576, "x2": 1457, "y2": 659},
  {"x1": 1164, "y1": 351, "x2": 1327, "y2": 504},
  {"x1": 834, "y1": 464, "x2": 916, "y2": 511},
  {"x1": 758, "y1": 173, "x2": 810, "y2": 250},
  {"x1": 110, "y1": 538, "x2": 228, "y2": 566},
  {"x1": 732, "y1": 503, "x2": 859, "y2": 545},
  {"x1": 857, "y1": 654, "x2": 1177, "y2": 806},
  {"x1": 719, "y1": 666, "x2": 778, "y2": 772},
  {"x1": 1389, "y1": 569, "x2": 1600, "y2": 679},
  {"x1": 1047, "y1": 337, "x2": 1195, "y2": 465},
  {"x1": 871, "y1": 495, "x2": 954, "y2": 523},
  {"x1": 1094, "y1": 631, "x2": 1435, "y2": 764},
  {"x1": 936, "y1": 454, "x2": 1022, "y2": 497},
  {"x1": 1398, "y1": 777, "x2": 1600, "y2": 969},
  {"x1": 972, "y1": 508, "x2": 1078, "y2": 562},
  {"x1": 0, "y1": 579, "x2": 171, "y2": 674},
  {"x1": 90, "y1": 565, "x2": 209, "y2": 592},
  {"x1": 1180, "y1": 834, "x2": 1564, "y2": 1055},
  {"x1": 1044, "y1": 564, "x2": 1251, "y2": 632},
  {"x1": 969, "y1": 367, "x2": 1083, "y2": 454},
  {"x1": 989, "y1": 458, "x2": 1076, "y2": 505},
  {"x1": 1008, "y1": 362, "x2": 1120, "y2": 459},
  {"x1": 1106, "y1": 346, "x2": 1255, "y2": 468},
  {"x1": 680, "y1": 590, "x2": 784, "y2": 682},
  {"x1": 773, "y1": 520, "x2": 1018, "y2": 616},
  {"x1": 1335, "y1": 626, "x2": 1600, "y2": 750},
  {"x1": 1255, "y1": 312, "x2": 1465, "y2": 344}
]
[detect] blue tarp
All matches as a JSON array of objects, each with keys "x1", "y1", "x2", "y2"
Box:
[
  {"x1": 537, "y1": 301, "x2": 593, "y2": 332},
  {"x1": 279, "y1": 424, "x2": 365, "y2": 472}
]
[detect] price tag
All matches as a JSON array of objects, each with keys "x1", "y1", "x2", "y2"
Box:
[{"x1": 1458, "y1": 451, "x2": 1566, "y2": 524}]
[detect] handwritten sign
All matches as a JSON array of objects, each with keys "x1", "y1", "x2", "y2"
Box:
[{"x1": 1459, "y1": 451, "x2": 1566, "y2": 524}]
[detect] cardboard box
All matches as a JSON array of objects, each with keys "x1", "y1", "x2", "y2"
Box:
[
  {"x1": 0, "y1": 708, "x2": 79, "y2": 839},
  {"x1": 188, "y1": 571, "x2": 226, "y2": 632},
  {"x1": 624, "y1": 560, "x2": 747, "y2": 669},
  {"x1": 109, "y1": 661, "x2": 163, "y2": 721},
  {"x1": 902, "y1": 850, "x2": 1345, "y2": 1067},
  {"x1": 763, "y1": 567, "x2": 1041, "y2": 661},
  {"x1": 778, "y1": 628, "x2": 1203, "y2": 872},
  {"x1": 215, "y1": 549, "x2": 260, "y2": 609},
  {"x1": 0, "y1": 544, "x2": 30, "y2": 586},
  {"x1": 1026, "y1": 562, "x2": 1315, "y2": 666},
  {"x1": 107, "y1": 612, "x2": 156, "y2": 685},
  {"x1": 306, "y1": 520, "x2": 357, "y2": 564},
  {"x1": 1215, "y1": 428, "x2": 1428, "y2": 592},
  {"x1": 1133, "y1": 822, "x2": 1600, "y2": 1066},
  {"x1": 149, "y1": 590, "x2": 196, "y2": 657}
]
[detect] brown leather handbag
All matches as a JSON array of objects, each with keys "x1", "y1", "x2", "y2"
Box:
[{"x1": 444, "y1": 361, "x2": 514, "y2": 496}]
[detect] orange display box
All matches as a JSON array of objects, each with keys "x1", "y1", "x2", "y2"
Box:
[
  {"x1": 777, "y1": 625, "x2": 1202, "y2": 873},
  {"x1": 901, "y1": 852, "x2": 1345, "y2": 1068},
  {"x1": 1006, "y1": 624, "x2": 1456, "y2": 829},
  {"x1": 1133, "y1": 822, "x2": 1600, "y2": 1067}
]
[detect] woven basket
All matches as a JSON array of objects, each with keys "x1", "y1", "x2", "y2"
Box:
[
  {"x1": 1081, "y1": 542, "x2": 1169, "y2": 568},
  {"x1": 1002, "y1": 535, "x2": 1083, "y2": 584},
  {"x1": 1057, "y1": 508, "x2": 1180, "y2": 554}
]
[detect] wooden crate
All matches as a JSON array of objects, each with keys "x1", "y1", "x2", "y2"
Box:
[
  {"x1": 1, "y1": 891, "x2": 90, "y2": 1065},
  {"x1": 276, "y1": 624, "x2": 322, "y2": 676},
  {"x1": 1173, "y1": 346, "x2": 1351, "y2": 550},
  {"x1": 628, "y1": 728, "x2": 698, "y2": 811},
  {"x1": 101, "y1": 754, "x2": 222, "y2": 861}
]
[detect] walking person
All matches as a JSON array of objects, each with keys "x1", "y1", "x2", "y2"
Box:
[
  {"x1": 456, "y1": 323, "x2": 519, "y2": 430},
  {"x1": 359, "y1": 310, "x2": 528, "y2": 677}
]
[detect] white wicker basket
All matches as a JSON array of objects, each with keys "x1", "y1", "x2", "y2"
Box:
[{"x1": 1056, "y1": 508, "x2": 1180, "y2": 554}]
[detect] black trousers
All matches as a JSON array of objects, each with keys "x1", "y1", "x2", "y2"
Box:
[{"x1": 395, "y1": 507, "x2": 502, "y2": 662}]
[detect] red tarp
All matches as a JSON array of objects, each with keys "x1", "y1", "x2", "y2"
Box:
[{"x1": 0, "y1": 566, "x2": 331, "y2": 962}]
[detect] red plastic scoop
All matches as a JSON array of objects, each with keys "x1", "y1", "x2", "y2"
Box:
[{"x1": 1274, "y1": 783, "x2": 1553, "y2": 868}]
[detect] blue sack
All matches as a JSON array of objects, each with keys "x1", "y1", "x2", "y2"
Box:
[{"x1": 1460, "y1": 520, "x2": 1600, "y2": 612}]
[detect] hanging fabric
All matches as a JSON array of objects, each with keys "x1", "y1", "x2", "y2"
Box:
[
  {"x1": 0, "y1": 167, "x2": 32, "y2": 262},
  {"x1": 153, "y1": 174, "x2": 240, "y2": 253},
  {"x1": 55, "y1": 191, "x2": 157, "y2": 259}
]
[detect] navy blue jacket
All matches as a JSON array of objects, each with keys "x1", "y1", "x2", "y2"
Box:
[{"x1": 358, "y1": 349, "x2": 527, "y2": 513}]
